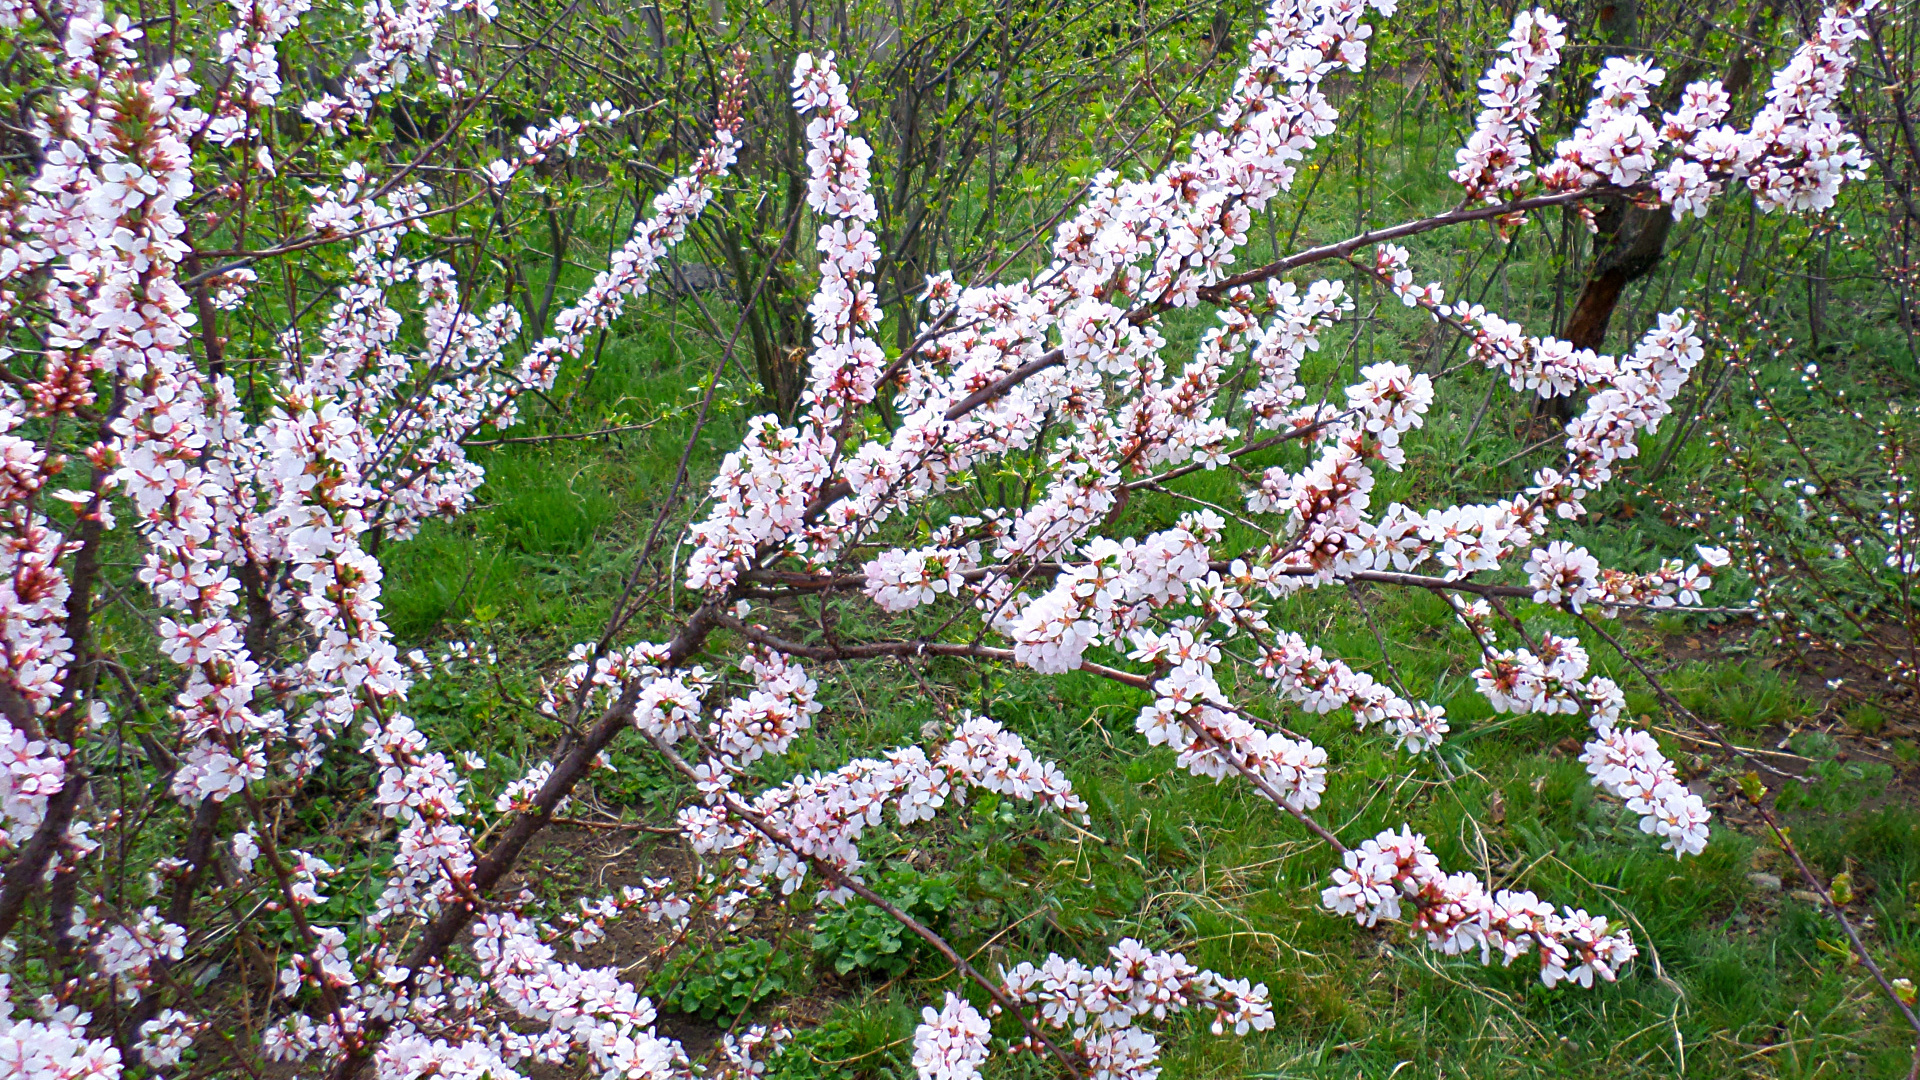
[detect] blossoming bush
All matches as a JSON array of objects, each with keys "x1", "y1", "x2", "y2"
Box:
[
  {"x1": 1693, "y1": 351, "x2": 1920, "y2": 723},
  {"x1": 0, "y1": 0, "x2": 1901, "y2": 1076}
]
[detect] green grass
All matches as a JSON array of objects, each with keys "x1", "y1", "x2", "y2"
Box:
[{"x1": 369, "y1": 108, "x2": 1920, "y2": 1079}]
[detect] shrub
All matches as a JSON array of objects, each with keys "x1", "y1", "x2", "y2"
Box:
[{"x1": 0, "y1": 0, "x2": 1907, "y2": 1077}]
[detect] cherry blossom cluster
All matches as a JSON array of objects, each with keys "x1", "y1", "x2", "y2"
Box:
[
  {"x1": 1135, "y1": 657, "x2": 1331, "y2": 809},
  {"x1": 1000, "y1": 513, "x2": 1221, "y2": 675},
  {"x1": 206, "y1": 0, "x2": 311, "y2": 164},
  {"x1": 1051, "y1": 0, "x2": 1398, "y2": 301},
  {"x1": 1259, "y1": 631, "x2": 1451, "y2": 751},
  {"x1": 219, "y1": 0, "x2": 309, "y2": 106},
  {"x1": 1651, "y1": 80, "x2": 1737, "y2": 217},
  {"x1": 1548, "y1": 56, "x2": 1667, "y2": 190},
  {"x1": 0, "y1": 383, "x2": 73, "y2": 816},
  {"x1": 1246, "y1": 279, "x2": 1351, "y2": 426},
  {"x1": 137, "y1": 1009, "x2": 201, "y2": 1068},
  {"x1": 1373, "y1": 246, "x2": 1710, "y2": 518},
  {"x1": 88, "y1": 907, "x2": 188, "y2": 1002},
  {"x1": 793, "y1": 53, "x2": 884, "y2": 409},
  {"x1": 678, "y1": 709, "x2": 1085, "y2": 899},
  {"x1": 1372, "y1": 244, "x2": 1608, "y2": 399},
  {"x1": 1452, "y1": 9, "x2": 1566, "y2": 203},
  {"x1": 466, "y1": 912, "x2": 694, "y2": 1077},
  {"x1": 941, "y1": 938, "x2": 1276, "y2": 1080},
  {"x1": 1525, "y1": 540, "x2": 1727, "y2": 613},
  {"x1": 1455, "y1": 600, "x2": 1710, "y2": 856},
  {"x1": 837, "y1": 950, "x2": 1256, "y2": 1080},
  {"x1": 1876, "y1": 440, "x2": 1918, "y2": 576},
  {"x1": 912, "y1": 993, "x2": 992, "y2": 1080},
  {"x1": 1581, "y1": 723, "x2": 1711, "y2": 857},
  {"x1": 266, "y1": 896, "x2": 790, "y2": 1079},
  {"x1": 0, "y1": 995, "x2": 121, "y2": 1080},
  {"x1": 0, "y1": 719, "x2": 64, "y2": 849},
  {"x1": 1442, "y1": 0, "x2": 1879, "y2": 225},
  {"x1": 300, "y1": 0, "x2": 497, "y2": 131},
  {"x1": 514, "y1": 65, "x2": 747, "y2": 390},
  {"x1": 1732, "y1": 0, "x2": 1876, "y2": 212},
  {"x1": 1238, "y1": 361, "x2": 1437, "y2": 587},
  {"x1": 1322, "y1": 826, "x2": 1639, "y2": 987},
  {"x1": 864, "y1": 541, "x2": 982, "y2": 613},
  {"x1": 685, "y1": 53, "x2": 885, "y2": 591},
  {"x1": 708, "y1": 649, "x2": 822, "y2": 768},
  {"x1": 1471, "y1": 632, "x2": 1594, "y2": 716}
]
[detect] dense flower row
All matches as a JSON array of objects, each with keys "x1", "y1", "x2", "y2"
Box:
[
  {"x1": 0, "y1": 0, "x2": 764, "y2": 1071},
  {"x1": 908, "y1": 938, "x2": 1278, "y2": 1080},
  {"x1": 679, "y1": 710, "x2": 1086, "y2": 899},
  {"x1": 1322, "y1": 826, "x2": 1639, "y2": 987}
]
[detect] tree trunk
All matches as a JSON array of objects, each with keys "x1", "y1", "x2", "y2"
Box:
[{"x1": 1532, "y1": 202, "x2": 1676, "y2": 423}]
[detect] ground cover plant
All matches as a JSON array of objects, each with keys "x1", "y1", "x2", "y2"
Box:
[{"x1": 2, "y1": 0, "x2": 1920, "y2": 1077}]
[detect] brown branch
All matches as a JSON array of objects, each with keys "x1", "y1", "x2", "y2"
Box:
[
  {"x1": 327, "y1": 601, "x2": 729, "y2": 1079},
  {"x1": 1197, "y1": 185, "x2": 1643, "y2": 301}
]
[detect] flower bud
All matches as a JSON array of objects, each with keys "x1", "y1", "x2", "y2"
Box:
[{"x1": 1829, "y1": 871, "x2": 1854, "y2": 907}]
